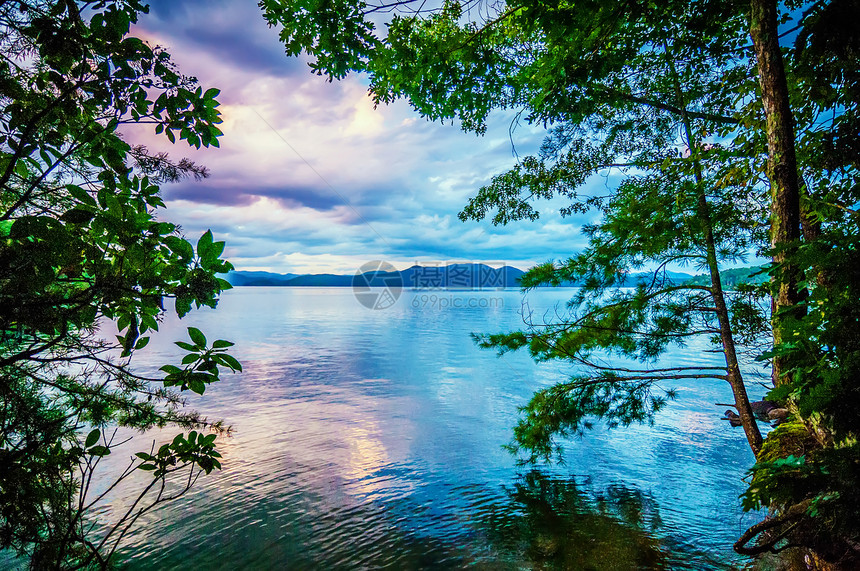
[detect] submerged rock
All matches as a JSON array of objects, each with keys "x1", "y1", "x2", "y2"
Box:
[
  {"x1": 750, "y1": 400, "x2": 778, "y2": 420},
  {"x1": 720, "y1": 403, "x2": 790, "y2": 428},
  {"x1": 723, "y1": 410, "x2": 742, "y2": 427},
  {"x1": 767, "y1": 408, "x2": 790, "y2": 424}
]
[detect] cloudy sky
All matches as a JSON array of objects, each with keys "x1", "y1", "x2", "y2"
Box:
[{"x1": 128, "y1": 0, "x2": 599, "y2": 274}]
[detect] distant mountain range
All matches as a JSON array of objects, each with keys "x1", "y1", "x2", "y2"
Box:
[
  {"x1": 223, "y1": 264, "x2": 729, "y2": 288},
  {"x1": 225, "y1": 264, "x2": 526, "y2": 288},
  {"x1": 225, "y1": 270, "x2": 301, "y2": 286}
]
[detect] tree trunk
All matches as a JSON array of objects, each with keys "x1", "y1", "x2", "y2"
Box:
[
  {"x1": 701, "y1": 192, "x2": 763, "y2": 455},
  {"x1": 750, "y1": 0, "x2": 803, "y2": 387},
  {"x1": 665, "y1": 43, "x2": 763, "y2": 455}
]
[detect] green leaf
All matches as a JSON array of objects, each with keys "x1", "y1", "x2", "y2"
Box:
[
  {"x1": 85, "y1": 429, "x2": 101, "y2": 448},
  {"x1": 198, "y1": 360, "x2": 217, "y2": 372},
  {"x1": 141, "y1": 313, "x2": 159, "y2": 332},
  {"x1": 60, "y1": 208, "x2": 95, "y2": 224},
  {"x1": 218, "y1": 353, "x2": 242, "y2": 372},
  {"x1": 175, "y1": 296, "x2": 192, "y2": 317},
  {"x1": 66, "y1": 184, "x2": 96, "y2": 205},
  {"x1": 187, "y1": 326, "x2": 207, "y2": 347},
  {"x1": 175, "y1": 341, "x2": 197, "y2": 351},
  {"x1": 188, "y1": 378, "x2": 206, "y2": 394},
  {"x1": 165, "y1": 236, "x2": 194, "y2": 261},
  {"x1": 212, "y1": 339, "x2": 234, "y2": 349},
  {"x1": 87, "y1": 445, "x2": 111, "y2": 457},
  {"x1": 197, "y1": 230, "x2": 214, "y2": 260},
  {"x1": 105, "y1": 193, "x2": 123, "y2": 218}
]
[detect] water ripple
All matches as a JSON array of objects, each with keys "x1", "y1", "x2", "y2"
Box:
[{"x1": 78, "y1": 289, "x2": 765, "y2": 570}]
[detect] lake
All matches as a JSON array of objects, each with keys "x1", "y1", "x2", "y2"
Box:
[{"x1": 91, "y1": 287, "x2": 767, "y2": 569}]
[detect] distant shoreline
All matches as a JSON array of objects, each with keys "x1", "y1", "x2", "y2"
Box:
[{"x1": 224, "y1": 263, "x2": 751, "y2": 289}]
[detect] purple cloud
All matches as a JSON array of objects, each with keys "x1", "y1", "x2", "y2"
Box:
[{"x1": 126, "y1": 0, "x2": 597, "y2": 274}]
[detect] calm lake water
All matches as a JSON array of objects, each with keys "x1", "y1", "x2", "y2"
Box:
[{"x1": 87, "y1": 288, "x2": 768, "y2": 569}]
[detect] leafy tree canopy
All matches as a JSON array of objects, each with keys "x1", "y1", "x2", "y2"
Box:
[
  {"x1": 1, "y1": 0, "x2": 240, "y2": 566},
  {"x1": 265, "y1": 0, "x2": 860, "y2": 561},
  {"x1": 264, "y1": 0, "x2": 769, "y2": 447}
]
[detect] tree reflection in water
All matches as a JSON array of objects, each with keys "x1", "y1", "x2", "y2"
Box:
[{"x1": 481, "y1": 471, "x2": 668, "y2": 570}]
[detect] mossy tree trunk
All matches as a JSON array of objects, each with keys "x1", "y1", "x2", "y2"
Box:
[{"x1": 750, "y1": 0, "x2": 803, "y2": 387}]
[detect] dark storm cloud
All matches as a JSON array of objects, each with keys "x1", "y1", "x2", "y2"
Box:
[
  {"x1": 258, "y1": 186, "x2": 344, "y2": 211},
  {"x1": 139, "y1": 0, "x2": 305, "y2": 78},
  {"x1": 182, "y1": 25, "x2": 303, "y2": 78},
  {"x1": 163, "y1": 184, "x2": 256, "y2": 206},
  {"x1": 164, "y1": 183, "x2": 345, "y2": 211},
  {"x1": 142, "y1": 0, "x2": 185, "y2": 19}
]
